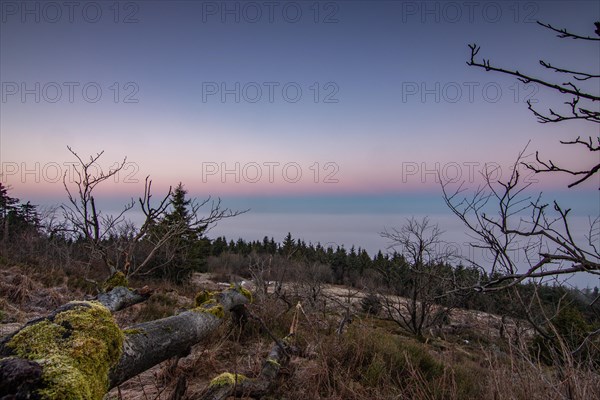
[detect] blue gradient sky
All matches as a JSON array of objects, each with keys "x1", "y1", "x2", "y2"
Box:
[{"x1": 1, "y1": 1, "x2": 599, "y2": 278}]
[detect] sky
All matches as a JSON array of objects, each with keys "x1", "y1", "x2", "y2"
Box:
[{"x1": 1, "y1": 1, "x2": 599, "y2": 284}]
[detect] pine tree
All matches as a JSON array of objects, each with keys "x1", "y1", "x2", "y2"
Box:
[
  {"x1": 331, "y1": 246, "x2": 348, "y2": 284},
  {"x1": 19, "y1": 202, "x2": 40, "y2": 228},
  {"x1": 0, "y1": 184, "x2": 40, "y2": 243},
  {"x1": 147, "y1": 183, "x2": 209, "y2": 283},
  {"x1": 0, "y1": 183, "x2": 19, "y2": 217},
  {"x1": 281, "y1": 232, "x2": 295, "y2": 258},
  {"x1": 0, "y1": 183, "x2": 18, "y2": 241},
  {"x1": 163, "y1": 183, "x2": 191, "y2": 230},
  {"x1": 211, "y1": 236, "x2": 227, "y2": 256}
]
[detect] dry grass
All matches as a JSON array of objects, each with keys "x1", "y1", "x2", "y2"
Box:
[
  {"x1": 2, "y1": 265, "x2": 599, "y2": 400},
  {"x1": 0, "y1": 265, "x2": 82, "y2": 323}
]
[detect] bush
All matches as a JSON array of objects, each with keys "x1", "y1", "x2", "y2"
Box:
[
  {"x1": 304, "y1": 324, "x2": 479, "y2": 399},
  {"x1": 530, "y1": 305, "x2": 596, "y2": 365},
  {"x1": 360, "y1": 293, "x2": 382, "y2": 316}
]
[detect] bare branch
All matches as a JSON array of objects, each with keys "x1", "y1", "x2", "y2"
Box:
[
  {"x1": 443, "y1": 149, "x2": 600, "y2": 292},
  {"x1": 537, "y1": 21, "x2": 600, "y2": 41},
  {"x1": 467, "y1": 21, "x2": 600, "y2": 187},
  {"x1": 523, "y1": 137, "x2": 600, "y2": 189},
  {"x1": 539, "y1": 60, "x2": 600, "y2": 81},
  {"x1": 467, "y1": 44, "x2": 599, "y2": 102}
]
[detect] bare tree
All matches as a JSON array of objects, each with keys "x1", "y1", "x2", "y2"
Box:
[
  {"x1": 443, "y1": 158, "x2": 599, "y2": 291},
  {"x1": 124, "y1": 181, "x2": 244, "y2": 279},
  {"x1": 61, "y1": 146, "x2": 133, "y2": 275},
  {"x1": 467, "y1": 21, "x2": 599, "y2": 189},
  {"x1": 447, "y1": 20, "x2": 600, "y2": 289},
  {"x1": 441, "y1": 21, "x2": 600, "y2": 380},
  {"x1": 379, "y1": 217, "x2": 455, "y2": 337},
  {"x1": 61, "y1": 147, "x2": 244, "y2": 280}
]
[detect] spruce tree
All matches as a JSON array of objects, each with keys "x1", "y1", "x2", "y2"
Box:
[
  {"x1": 147, "y1": 183, "x2": 209, "y2": 283},
  {"x1": 0, "y1": 184, "x2": 40, "y2": 243}
]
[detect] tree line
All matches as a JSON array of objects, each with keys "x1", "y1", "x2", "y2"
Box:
[{"x1": 2, "y1": 180, "x2": 598, "y2": 331}]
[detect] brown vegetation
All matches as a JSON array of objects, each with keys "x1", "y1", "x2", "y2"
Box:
[{"x1": 1, "y1": 261, "x2": 598, "y2": 399}]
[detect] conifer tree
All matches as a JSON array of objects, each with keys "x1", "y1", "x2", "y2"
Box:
[
  {"x1": 0, "y1": 184, "x2": 40, "y2": 243},
  {"x1": 147, "y1": 183, "x2": 209, "y2": 282}
]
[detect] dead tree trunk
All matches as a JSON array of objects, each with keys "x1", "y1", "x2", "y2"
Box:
[
  {"x1": 0, "y1": 285, "x2": 150, "y2": 350},
  {"x1": 109, "y1": 288, "x2": 251, "y2": 387},
  {"x1": 0, "y1": 286, "x2": 251, "y2": 400},
  {"x1": 97, "y1": 285, "x2": 153, "y2": 312},
  {"x1": 0, "y1": 301, "x2": 126, "y2": 399}
]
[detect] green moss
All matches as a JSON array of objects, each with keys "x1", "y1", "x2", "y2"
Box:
[
  {"x1": 238, "y1": 287, "x2": 253, "y2": 303},
  {"x1": 194, "y1": 290, "x2": 215, "y2": 307},
  {"x1": 229, "y1": 284, "x2": 253, "y2": 303},
  {"x1": 102, "y1": 271, "x2": 128, "y2": 292},
  {"x1": 192, "y1": 290, "x2": 225, "y2": 318},
  {"x1": 266, "y1": 358, "x2": 280, "y2": 367},
  {"x1": 208, "y1": 372, "x2": 247, "y2": 388},
  {"x1": 7, "y1": 301, "x2": 123, "y2": 400},
  {"x1": 282, "y1": 335, "x2": 294, "y2": 346},
  {"x1": 196, "y1": 304, "x2": 225, "y2": 319}
]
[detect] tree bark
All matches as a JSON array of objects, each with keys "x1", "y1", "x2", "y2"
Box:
[
  {"x1": 0, "y1": 285, "x2": 149, "y2": 351},
  {"x1": 97, "y1": 285, "x2": 153, "y2": 312},
  {"x1": 0, "y1": 300, "x2": 124, "y2": 400},
  {"x1": 0, "y1": 286, "x2": 250, "y2": 399},
  {"x1": 0, "y1": 357, "x2": 43, "y2": 398},
  {"x1": 109, "y1": 288, "x2": 250, "y2": 387}
]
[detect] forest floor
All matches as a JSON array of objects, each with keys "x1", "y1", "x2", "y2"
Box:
[{"x1": 0, "y1": 266, "x2": 593, "y2": 400}]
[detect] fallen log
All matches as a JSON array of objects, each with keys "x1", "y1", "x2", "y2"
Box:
[
  {"x1": 0, "y1": 285, "x2": 251, "y2": 400},
  {"x1": 0, "y1": 300, "x2": 125, "y2": 400},
  {"x1": 200, "y1": 303, "x2": 304, "y2": 400},
  {"x1": 109, "y1": 287, "x2": 251, "y2": 387},
  {"x1": 0, "y1": 285, "x2": 152, "y2": 342},
  {"x1": 0, "y1": 284, "x2": 150, "y2": 399},
  {"x1": 96, "y1": 285, "x2": 153, "y2": 312},
  {"x1": 0, "y1": 285, "x2": 152, "y2": 352}
]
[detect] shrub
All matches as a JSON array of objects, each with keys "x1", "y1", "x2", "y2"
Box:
[
  {"x1": 360, "y1": 293, "x2": 382, "y2": 316},
  {"x1": 530, "y1": 305, "x2": 594, "y2": 365}
]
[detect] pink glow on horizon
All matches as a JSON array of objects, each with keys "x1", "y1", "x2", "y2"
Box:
[{"x1": 3, "y1": 161, "x2": 592, "y2": 201}]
